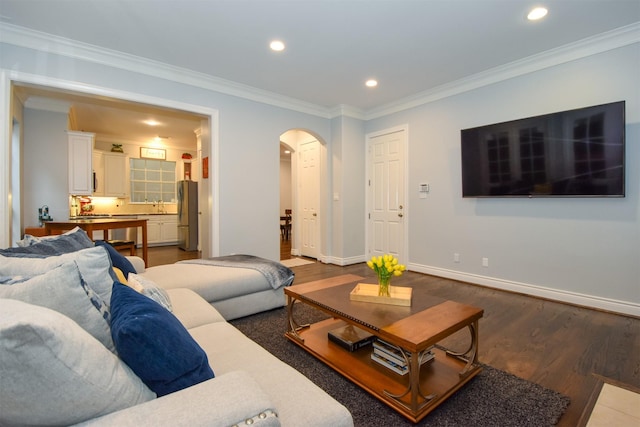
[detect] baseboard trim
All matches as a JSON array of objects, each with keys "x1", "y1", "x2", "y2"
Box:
[
  {"x1": 408, "y1": 263, "x2": 640, "y2": 318},
  {"x1": 321, "y1": 254, "x2": 367, "y2": 266},
  {"x1": 318, "y1": 257, "x2": 638, "y2": 317}
]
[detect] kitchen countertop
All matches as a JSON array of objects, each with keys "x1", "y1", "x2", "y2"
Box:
[
  {"x1": 118, "y1": 213, "x2": 177, "y2": 216},
  {"x1": 70, "y1": 213, "x2": 177, "y2": 219}
]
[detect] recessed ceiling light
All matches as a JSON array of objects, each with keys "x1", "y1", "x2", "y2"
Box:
[
  {"x1": 270, "y1": 40, "x2": 285, "y2": 51},
  {"x1": 527, "y1": 6, "x2": 548, "y2": 21},
  {"x1": 143, "y1": 119, "x2": 161, "y2": 126},
  {"x1": 365, "y1": 79, "x2": 378, "y2": 88}
]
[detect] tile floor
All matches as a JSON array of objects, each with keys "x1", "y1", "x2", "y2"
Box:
[{"x1": 586, "y1": 383, "x2": 640, "y2": 427}]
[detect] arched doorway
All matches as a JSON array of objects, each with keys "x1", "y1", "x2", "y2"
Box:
[{"x1": 279, "y1": 129, "x2": 324, "y2": 261}]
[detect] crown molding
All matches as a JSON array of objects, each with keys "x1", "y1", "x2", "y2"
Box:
[
  {"x1": 328, "y1": 104, "x2": 365, "y2": 120},
  {"x1": 2, "y1": 21, "x2": 638, "y2": 122},
  {"x1": 364, "y1": 22, "x2": 640, "y2": 120},
  {"x1": 0, "y1": 23, "x2": 333, "y2": 119}
]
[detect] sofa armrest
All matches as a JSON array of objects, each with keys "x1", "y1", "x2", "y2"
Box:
[
  {"x1": 125, "y1": 256, "x2": 145, "y2": 273},
  {"x1": 73, "y1": 371, "x2": 280, "y2": 427}
]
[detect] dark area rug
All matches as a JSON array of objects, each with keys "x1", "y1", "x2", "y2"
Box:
[{"x1": 230, "y1": 304, "x2": 570, "y2": 426}]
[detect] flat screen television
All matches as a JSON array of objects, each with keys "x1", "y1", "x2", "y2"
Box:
[{"x1": 461, "y1": 101, "x2": 625, "y2": 197}]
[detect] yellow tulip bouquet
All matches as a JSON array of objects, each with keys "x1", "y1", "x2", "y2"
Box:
[{"x1": 366, "y1": 254, "x2": 406, "y2": 296}]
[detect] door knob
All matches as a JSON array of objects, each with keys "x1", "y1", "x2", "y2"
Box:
[
  {"x1": 312, "y1": 213, "x2": 317, "y2": 217},
  {"x1": 398, "y1": 213, "x2": 403, "y2": 218}
]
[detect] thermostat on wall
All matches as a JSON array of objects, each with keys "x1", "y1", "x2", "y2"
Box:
[{"x1": 419, "y1": 183, "x2": 429, "y2": 198}]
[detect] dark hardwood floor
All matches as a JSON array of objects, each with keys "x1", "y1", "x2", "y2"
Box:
[
  {"x1": 134, "y1": 245, "x2": 200, "y2": 267},
  {"x1": 280, "y1": 236, "x2": 292, "y2": 260},
  {"x1": 139, "y1": 237, "x2": 291, "y2": 268},
  {"x1": 144, "y1": 243, "x2": 639, "y2": 427}
]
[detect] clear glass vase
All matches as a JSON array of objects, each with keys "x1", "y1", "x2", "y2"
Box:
[{"x1": 378, "y1": 275, "x2": 391, "y2": 297}]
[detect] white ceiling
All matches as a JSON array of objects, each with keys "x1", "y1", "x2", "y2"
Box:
[{"x1": 2, "y1": 0, "x2": 639, "y2": 148}]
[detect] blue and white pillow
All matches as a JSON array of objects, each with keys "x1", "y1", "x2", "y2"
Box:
[
  {"x1": 0, "y1": 299, "x2": 155, "y2": 426},
  {"x1": 0, "y1": 246, "x2": 116, "y2": 306},
  {"x1": 127, "y1": 273, "x2": 173, "y2": 312},
  {"x1": 14, "y1": 226, "x2": 85, "y2": 247},
  {"x1": 0, "y1": 261, "x2": 115, "y2": 352},
  {"x1": 2, "y1": 227, "x2": 94, "y2": 256}
]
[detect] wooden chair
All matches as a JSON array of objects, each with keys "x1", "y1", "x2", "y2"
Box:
[
  {"x1": 106, "y1": 239, "x2": 137, "y2": 256},
  {"x1": 280, "y1": 209, "x2": 292, "y2": 240}
]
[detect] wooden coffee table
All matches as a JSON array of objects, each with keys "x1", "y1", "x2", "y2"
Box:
[{"x1": 284, "y1": 274, "x2": 484, "y2": 423}]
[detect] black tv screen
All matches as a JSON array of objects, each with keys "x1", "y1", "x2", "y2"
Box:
[{"x1": 461, "y1": 101, "x2": 625, "y2": 198}]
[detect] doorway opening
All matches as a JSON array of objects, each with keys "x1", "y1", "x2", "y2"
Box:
[
  {"x1": 2, "y1": 77, "x2": 218, "y2": 257},
  {"x1": 279, "y1": 141, "x2": 293, "y2": 260},
  {"x1": 279, "y1": 129, "x2": 324, "y2": 262}
]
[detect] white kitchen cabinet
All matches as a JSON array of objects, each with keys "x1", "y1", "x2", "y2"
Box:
[
  {"x1": 68, "y1": 131, "x2": 95, "y2": 195},
  {"x1": 137, "y1": 215, "x2": 178, "y2": 246},
  {"x1": 103, "y1": 153, "x2": 128, "y2": 197},
  {"x1": 93, "y1": 151, "x2": 128, "y2": 197}
]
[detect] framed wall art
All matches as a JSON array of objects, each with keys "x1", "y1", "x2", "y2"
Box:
[{"x1": 140, "y1": 147, "x2": 166, "y2": 160}]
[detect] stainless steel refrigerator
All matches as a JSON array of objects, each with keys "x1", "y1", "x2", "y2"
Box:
[{"x1": 177, "y1": 180, "x2": 198, "y2": 251}]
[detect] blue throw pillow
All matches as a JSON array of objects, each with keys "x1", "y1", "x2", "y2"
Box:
[
  {"x1": 95, "y1": 241, "x2": 136, "y2": 278},
  {"x1": 110, "y1": 282, "x2": 214, "y2": 396}
]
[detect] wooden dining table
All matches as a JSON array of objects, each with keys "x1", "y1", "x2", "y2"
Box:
[{"x1": 44, "y1": 218, "x2": 149, "y2": 266}]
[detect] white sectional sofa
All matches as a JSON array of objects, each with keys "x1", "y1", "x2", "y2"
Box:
[
  {"x1": 78, "y1": 286, "x2": 353, "y2": 426},
  {"x1": 0, "y1": 229, "x2": 353, "y2": 426},
  {"x1": 133, "y1": 256, "x2": 291, "y2": 320}
]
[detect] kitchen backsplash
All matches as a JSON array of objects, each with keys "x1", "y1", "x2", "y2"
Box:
[{"x1": 69, "y1": 196, "x2": 177, "y2": 217}]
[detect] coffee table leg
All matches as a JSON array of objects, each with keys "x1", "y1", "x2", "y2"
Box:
[
  {"x1": 285, "y1": 296, "x2": 310, "y2": 342},
  {"x1": 383, "y1": 349, "x2": 436, "y2": 411},
  {"x1": 445, "y1": 320, "x2": 480, "y2": 376}
]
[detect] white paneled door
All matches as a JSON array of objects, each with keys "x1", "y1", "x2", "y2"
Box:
[
  {"x1": 299, "y1": 139, "x2": 320, "y2": 259},
  {"x1": 368, "y1": 128, "x2": 406, "y2": 261}
]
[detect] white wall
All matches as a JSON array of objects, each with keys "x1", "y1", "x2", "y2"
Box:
[
  {"x1": 330, "y1": 115, "x2": 366, "y2": 263},
  {"x1": 366, "y1": 43, "x2": 640, "y2": 313},
  {"x1": 23, "y1": 108, "x2": 69, "y2": 227}
]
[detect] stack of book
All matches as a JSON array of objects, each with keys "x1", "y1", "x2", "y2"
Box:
[{"x1": 370, "y1": 339, "x2": 435, "y2": 376}]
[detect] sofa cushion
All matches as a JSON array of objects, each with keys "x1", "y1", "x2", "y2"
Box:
[
  {"x1": 0, "y1": 245, "x2": 116, "y2": 305},
  {"x1": 0, "y1": 261, "x2": 115, "y2": 352},
  {"x1": 96, "y1": 240, "x2": 137, "y2": 278},
  {"x1": 73, "y1": 371, "x2": 281, "y2": 427},
  {"x1": 141, "y1": 263, "x2": 273, "y2": 301},
  {"x1": 166, "y1": 288, "x2": 227, "y2": 329},
  {"x1": 189, "y1": 321, "x2": 353, "y2": 427},
  {"x1": 126, "y1": 255, "x2": 146, "y2": 273},
  {"x1": 1, "y1": 226, "x2": 94, "y2": 256},
  {"x1": 127, "y1": 273, "x2": 173, "y2": 312},
  {"x1": 0, "y1": 298, "x2": 155, "y2": 426},
  {"x1": 110, "y1": 282, "x2": 215, "y2": 396}
]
